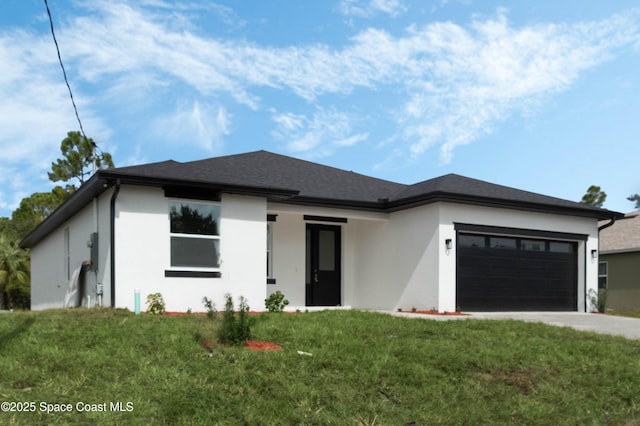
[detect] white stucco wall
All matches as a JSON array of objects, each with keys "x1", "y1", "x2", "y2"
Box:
[
  {"x1": 31, "y1": 191, "x2": 111, "y2": 311},
  {"x1": 31, "y1": 229, "x2": 70, "y2": 311},
  {"x1": 350, "y1": 204, "x2": 440, "y2": 311},
  {"x1": 267, "y1": 212, "x2": 306, "y2": 307},
  {"x1": 31, "y1": 186, "x2": 600, "y2": 314},
  {"x1": 113, "y1": 187, "x2": 267, "y2": 312},
  {"x1": 266, "y1": 203, "x2": 390, "y2": 309},
  {"x1": 437, "y1": 203, "x2": 599, "y2": 312},
  {"x1": 266, "y1": 201, "x2": 599, "y2": 313}
]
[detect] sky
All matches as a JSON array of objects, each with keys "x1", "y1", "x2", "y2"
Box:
[{"x1": 1, "y1": 0, "x2": 639, "y2": 218}]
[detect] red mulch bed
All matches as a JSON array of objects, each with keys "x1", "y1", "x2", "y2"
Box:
[
  {"x1": 244, "y1": 340, "x2": 282, "y2": 351},
  {"x1": 200, "y1": 340, "x2": 282, "y2": 352},
  {"x1": 162, "y1": 311, "x2": 298, "y2": 316}
]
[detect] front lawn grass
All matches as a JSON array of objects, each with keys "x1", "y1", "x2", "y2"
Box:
[
  {"x1": 609, "y1": 310, "x2": 640, "y2": 319},
  {"x1": 1, "y1": 309, "x2": 639, "y2": 424}
]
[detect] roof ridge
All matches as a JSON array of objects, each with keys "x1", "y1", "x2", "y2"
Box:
[{"x1": 185, "y1": 150, "x2": 405, "y2": 186}]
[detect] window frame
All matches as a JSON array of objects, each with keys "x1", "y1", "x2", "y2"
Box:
[
  {"x1": 266, "y1": 215, "x2": 277, "y2": 284},
  {"x1": 598, "y1": 261, "x2": 608, "y2": 289},
  {"x1": 166, "y1": 199, "x2": 222, "y2": 275},
  {"x1": 267, "y1": 222, "x2": 273, "y2": 280}
]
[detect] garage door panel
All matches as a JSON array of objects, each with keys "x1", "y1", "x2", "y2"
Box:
[{"x1": 457, "y1": 233, "x2": 577, "y2": 311}]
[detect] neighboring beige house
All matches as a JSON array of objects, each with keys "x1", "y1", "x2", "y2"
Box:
[{"x1": 599, "y1": 211, "x2": 640, "y2": 311}]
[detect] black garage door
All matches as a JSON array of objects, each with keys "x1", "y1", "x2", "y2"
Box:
[{"x1": 456, "y1": 233, "x2": 578, "y2": 311}]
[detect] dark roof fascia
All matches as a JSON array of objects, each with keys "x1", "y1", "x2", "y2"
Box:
[
  {"x1": 384, "y1": 192, "x2": 625, "y2": 220},
  {"x1": 20, "y1": 174, "x2": 109, "y2": 249},
  {"x1": 276, "y1": 196, "x2": 386, "y2": 213},
  {"x1": 267, "y1": 190, "x2": 626, "y2": 220},
  {"x1": 21, "y1": 172, "x2": 299, "y2": 249},
  {"x1": 98, "y1": 171, "x2": 299, "y2": 199}
]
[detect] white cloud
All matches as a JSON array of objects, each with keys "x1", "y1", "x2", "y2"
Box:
[
  {"x1": 154, "y1": 102, "x2": 230, "y2": 152},
  {"x1": 272, "y1": 108, "x2": 368, "y2": 156},
  {"x1": 61, "y1": 2, "x2": 640, "y2": 164},
  {"x1": 392, "y1": 10, "x2": 640, "y2": 162},
  {"x1": 339, "y1": 0, "x2": 407, "y2": 18},
  {"x1": 0, "y1": 27, "x2": 113, "y2": 213},
  {"x1": 272, "y1": 112, "x2": 305, "y2": 132}
]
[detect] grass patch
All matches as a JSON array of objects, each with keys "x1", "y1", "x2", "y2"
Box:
[
  {"x1": 1, "y1": 309, "x2": 639, "y2": 424},
  {"x1": 609, "y1": 310, "x2": 640, "y2": 319}
]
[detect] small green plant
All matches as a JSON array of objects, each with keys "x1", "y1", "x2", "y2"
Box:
[
  {"x1": 397, "y1": 308, "x2": 402, "y2": 312},
  {"x1": 146, "y1": 293, "x2": 165, "y2": 315},
  {"x1": 265, "y1": 291, "x2": 290, "y2": 313},
  {"x1": 217, "y1": 294, "x2": 254, "y2": 346},
  {"x1": 202, "y1": 296, "x2": 217, "y2": 319},
  {"x1": 411, "y1": 306, "x2": 417, "y2": 313},
  {"x1": 589, "y1": 288, "x2": 608, "y2": 313}
]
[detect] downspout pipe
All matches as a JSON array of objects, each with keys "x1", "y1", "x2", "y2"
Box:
[
  {"x1": 598, "y1": 216, "x2": 616, "y2": 232},
  {"x1": 110, "y1": 179, "x2": 121, "y2": 308},
  {"x1": 585, "y1": 216, "x2": 617, "y2": 312}
]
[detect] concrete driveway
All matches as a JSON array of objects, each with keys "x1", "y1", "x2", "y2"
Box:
[
  {"x1": 469, "y1": 312, "x2": 640, "y2": 340},
  {"x1": 389, "y1": 311, "x2": 640, "y2": 340}
]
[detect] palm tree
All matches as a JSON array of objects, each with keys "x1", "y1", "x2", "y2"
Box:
[{"x1": 0, "y1": 235, "x2": 29, "y2": 310}]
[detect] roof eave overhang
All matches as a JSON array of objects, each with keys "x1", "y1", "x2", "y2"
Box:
[
  {"x1": 267, "y1": 192, "x2": 625, "y2": 220},
  {"x1": 23, "y1": 174, "x2": 624, "y2": 249},
  {"x1": 384, "y1": 193, "x2": 625, "y2": 220},
  {"x1": 21, "y1": 172, "x2": 299, "y2": 248},
  {"x1": 600, "y1": 248, "x2": 640, "y2": 255},
  {"x1": 20, "y1": 173, "x2": 108, "y2": 248},
  {"x1": 278, "y1": 196, "x2": 384, "y2": 212},
  {"x1": 98, "y1": 171, "x2": 299, "y2": 199}
]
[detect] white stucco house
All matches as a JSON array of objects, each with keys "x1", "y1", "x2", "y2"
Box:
[{"x1": 21, "y1": 150, "x2": 623, "y2": 313}]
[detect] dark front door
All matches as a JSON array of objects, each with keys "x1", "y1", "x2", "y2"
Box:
[{"x1": 306, "y1": 224, "x2": 341, "y2": 306}]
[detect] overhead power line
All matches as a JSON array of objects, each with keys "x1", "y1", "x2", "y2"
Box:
[{"x1": 44, "y1": 0, "x2": 88, "y2": 141}]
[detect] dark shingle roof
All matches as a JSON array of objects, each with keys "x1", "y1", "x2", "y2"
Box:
[
  {"x1": 103, "y1": 150, "x2": 405, "y2": 206},
  {"x1": 388, "y1": 173, "x2": 610, "y2": 214},
  {"x1": 21, "y1": 150, "x2": 623, "y2": 248},
  {"x1": 599, "y1": 211, "x2": 640, "y2": 253}
]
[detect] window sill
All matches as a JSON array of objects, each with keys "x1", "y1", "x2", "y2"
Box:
[{"x1": 165, "y1": 270, "x2": 222, "y2": 278}]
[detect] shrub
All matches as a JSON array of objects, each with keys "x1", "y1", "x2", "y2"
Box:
[
  {"x1": 5, "y1": 281, "x2": 30, "y2": 310},
  {"x1": 588, "y1": 288, "x2": 608, "y2": 313},
  {"x1": 265, "y1": 291, "x2": 290, "y2": 313},
  {"x1": 596, "y1": 289, "x2": 608, "y2": 313},
  {"x1": 217, "y1": 294, "x2": 253, "y2": 346},
  {"x1": 202, "y1": 296, "x2": 216, "y2": 319},
  {"x1": 146, "y1": 293, "x2": 166, "y2": 315}
]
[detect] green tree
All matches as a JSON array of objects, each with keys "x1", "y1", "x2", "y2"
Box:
[
  {"x1": 0, "y1": 218, "x2": 18, "y2": 242},
  {"x1": 0, "y1": 236, "x2": 29, "y2": 310},
  {"x1": 581, "y1": 185, "x2": 607, "y2": 208},
  {"x1": 628, "y1": 194, "x2": 640, "y2": 209},
  {"x1": 48, "y1": 131, "x2": 114, "y2": 190},
  {"x1": 10, "y1": 188, "x2": 70, "y2": 241}
]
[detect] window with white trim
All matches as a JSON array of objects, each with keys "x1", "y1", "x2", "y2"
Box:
[
  {"x1": 267, "y1": 222, "x2": 273, "y2": 279},
  {"x1": 598, "y1": 261, "x2": 608, "y2": 289},
  {"x1": 169, "y1": 201, "x2": 221, "y2": 269},
  {"x1": 266, "y1": 215, "x2": 277, "y2": 284}
]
